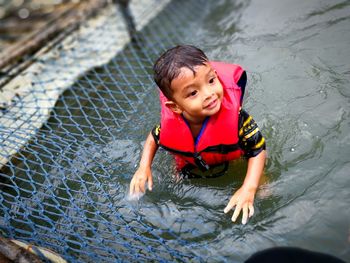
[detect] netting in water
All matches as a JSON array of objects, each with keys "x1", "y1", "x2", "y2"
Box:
[{"x1": 0, "y1": 0, "x2": 211, "y2": 261}]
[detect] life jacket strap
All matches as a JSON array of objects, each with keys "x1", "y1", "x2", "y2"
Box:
[
  {"x1": 193, "y1": 153, "x2": 210, "y2": 171},
  {"x1": 159, "y1": 143, "x2": 241, "y2": 171},
  {"x1": 160, "y1": 143, "x2": 240, "y2": 156},
  {"x1": 159, "y1": 145, "x2": 210, "y2": 170},
  {"x1": 159, "y1": 144, "x2": 194, "y2": 157},
  {"x1": 200, "y1": 144, "x2": 240, "y2": 154}
]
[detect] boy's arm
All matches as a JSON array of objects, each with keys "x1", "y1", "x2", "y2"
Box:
[
  {"x1": 129, "y1": 132, "x2": 159, "y2": 196},
  {"x1": 224, "y1": 150, "x2": 266, "y2": 224},
  {"x1": 224, "y1": 109, "x2": 266, "y2": 224}
]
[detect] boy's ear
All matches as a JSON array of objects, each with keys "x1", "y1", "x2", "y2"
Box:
[{"x1": 165, "y1": 101, "x2": 182, "y2": 114}]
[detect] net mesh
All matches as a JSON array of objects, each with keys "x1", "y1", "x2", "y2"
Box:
[{"x1": 0, "y1": 0, "x2": 210, "y2": 262}]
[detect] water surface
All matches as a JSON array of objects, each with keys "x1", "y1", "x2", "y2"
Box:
[
  {"x1": 1, "y1": 0, "x2": 349, "y2": 262},
  {"x1": 133, "y1": 0, "x2": 350, "y2": 261}
]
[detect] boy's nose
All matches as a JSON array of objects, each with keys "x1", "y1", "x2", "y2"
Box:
[{"x1": 203, "y1": 86, "x2": 214, "y2": 99}]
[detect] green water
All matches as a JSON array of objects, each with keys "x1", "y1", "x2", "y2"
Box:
[{"x1": 1, "y1": 0, "x2": 349, "y2": 262}]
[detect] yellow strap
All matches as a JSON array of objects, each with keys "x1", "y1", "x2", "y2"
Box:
[
  {"x1": 244, "y1": 127, "x2": 259, "y2": 139},
  {"x1": 155, "y1": 125, "x2": 160, "y2": 136},
  {"x1": 239, "y1": 115, "x2": 252, "y2": 136},
  {"x1": 252, "y1": 137, "x2": 265, "y2": 149}
]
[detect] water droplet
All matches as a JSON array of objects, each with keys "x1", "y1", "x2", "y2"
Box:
[
  {"x1": 290, "y1": 147, "x2": 295, "y2": 152},
  {"x1": 18, "y1": 8, "x2": 29, "y2": 19}
]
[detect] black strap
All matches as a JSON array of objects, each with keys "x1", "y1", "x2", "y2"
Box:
[
  {"x1": 160, "y1": 143, "x2": 240, "y2": 156},
  {"x1": 193, "y1": 153, "x2": 210, "y2": 171},
  {"x1": 159, "y1": 143, "x2": 240, "y2": 171},
  {"x1": 159, "y1": 144, "x2": 194, "y2": 157},
  {"x1": 200, "y1": 143, "x2": 240, "y2": 154},
  {"x1": 160, "y1": 145, "x2": 210, "y2": 171}
]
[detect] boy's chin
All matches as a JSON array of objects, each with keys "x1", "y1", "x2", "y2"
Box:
[{"x1": 206, "y1": 105, "x2": 221, "y2": 116}]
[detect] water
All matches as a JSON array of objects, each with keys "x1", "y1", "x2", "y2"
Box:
[
  {"x1": 1, "y1": 0, "x2": 349, "y2": 262},
  {"x1": 180, "y1": 0, "x2": 350, "y2": 260},
  {"x1": 133, "y1": 0, "x2": 350, "y2": 261}
]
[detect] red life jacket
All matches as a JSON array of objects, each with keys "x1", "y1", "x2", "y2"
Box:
[{"x1": 159, "y1": 61, "x2": 245, "y2": 171}]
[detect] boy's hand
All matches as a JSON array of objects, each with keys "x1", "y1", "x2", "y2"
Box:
[
  {"x1": 225, "y1": 150, "x2": 266, "y2": 224},
  {"x1": 129, "y1": 132, "x2": 158, "y2": 199},
  {"x1": 224, "y1": 186, "x2": 256, "y2": 224},
  {"x1": 129, "y1": 166, "x2": 153, "y2": 198}
]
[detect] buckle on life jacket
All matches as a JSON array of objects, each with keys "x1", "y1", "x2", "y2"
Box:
[{"x1": 193, "y1": 153, "x2": 210, "y2": 171}]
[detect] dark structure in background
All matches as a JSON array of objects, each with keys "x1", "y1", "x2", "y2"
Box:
[{"x1": 245, "y1": 247, "x2": 346, "y2": 263}]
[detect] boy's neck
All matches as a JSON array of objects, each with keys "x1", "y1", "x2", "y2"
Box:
[
  {"x1": 181, "y1": 114, "x2": 209, "y2": 140},
  {"x1": 189, "y1": 122, "x2": 203, "y2": 139},
  {"x1": 182, "y1": 112, "x2": 206, "y2": 125}
]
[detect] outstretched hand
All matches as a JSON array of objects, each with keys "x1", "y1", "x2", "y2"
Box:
[
  {"x1": 129, "y1": 166, "x2": 153, "y2": 199},
  {"x1": 224, "y1": 186, "x2": 256, "y2": 224},
  {"x1": 224, "y1": 150, "x2": 266, "y2": 224}
]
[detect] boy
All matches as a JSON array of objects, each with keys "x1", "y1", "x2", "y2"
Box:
[{"x1": 129, "y1": 45, "x2": 266, "y2": 224}]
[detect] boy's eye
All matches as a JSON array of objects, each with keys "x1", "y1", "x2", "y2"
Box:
[
  {"x1": 188, "y1": 90, "x2": 197, "y2": 97},
  {"x1": 209, "y1": 77, "x2": 216, "y2": 84}
]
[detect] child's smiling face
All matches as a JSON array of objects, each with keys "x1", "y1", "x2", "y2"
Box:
[{"x1": 166, "y1": 63, "x2": 224, "y2": 124}]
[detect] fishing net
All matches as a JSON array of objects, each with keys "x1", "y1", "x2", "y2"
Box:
[{"x1": 0, "y1": 0, "x2": 209, "y2": 262}]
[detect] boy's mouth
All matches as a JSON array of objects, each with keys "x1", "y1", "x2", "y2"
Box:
[{"x1": 204, "y1": 99, "x2": 218, "y2": 110}]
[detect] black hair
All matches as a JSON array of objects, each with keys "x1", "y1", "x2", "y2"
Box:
[{"x1": 153, "y1": 45, "x2": 208, "y2": 99}]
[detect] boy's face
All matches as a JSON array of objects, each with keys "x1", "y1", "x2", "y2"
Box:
[{"x1": 166, "y1": 63, "x2": 224, "y2": 124}]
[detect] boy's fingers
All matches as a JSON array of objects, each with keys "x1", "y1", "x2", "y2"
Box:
[
  {"x1": 249, "y1": 204, "x2": 254, "y2": 218},
  {"x1": 231, "y1": 204, "x2": 242, "y2": 222},
  {"x1": 148, "y1": 176, "x2": 153, "y2": 191},
  {"x1": 224, "y1": 198, "x2": 236, "y2": 213},
  {"x1": 140, "y1": 182, "x2": 145, "y2": 193},
  {"x1": 129, "y1": 180, "x2": 135, "y2": 195},
  {"x1": 242, "y1": 205, "x2": 249, "y2": 225}
]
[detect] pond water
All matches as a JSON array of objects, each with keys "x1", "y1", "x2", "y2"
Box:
[
  {"x1": 129, "y1": 0, "x2": 350, "y2": 261},
  {"x1": 1, "y1": 0, "x2": 349, "y2": 262}
]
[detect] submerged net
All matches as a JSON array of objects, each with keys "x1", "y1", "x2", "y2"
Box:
[{"x1": 0, "y1": 0, "x2": 210, "y2": 262}]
